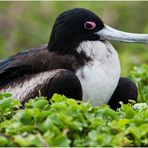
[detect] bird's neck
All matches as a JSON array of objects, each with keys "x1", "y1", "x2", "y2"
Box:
[
  {"x1": 47, "y1": 29, "x2": 79, "y2": 55},
  {"x1": 47, "y1": 36, "x2": 92, "y2": 66},
  {"x1": 47, "y1": 40, "x2": 77, "y2": 55}
]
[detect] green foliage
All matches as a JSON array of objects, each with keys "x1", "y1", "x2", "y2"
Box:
[
  {"x1": 129, "y1": 64, "x2": 148, "y2": 103},
  {"x1": 0, "y1": 93, "x2": 148, "y2": 147},
  {"x1": 0, "y1": 93, "x2": 20, "y2": 122}
]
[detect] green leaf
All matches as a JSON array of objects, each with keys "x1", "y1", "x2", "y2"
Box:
[
  {"x1": 0, "y1": 135, "x2": 12, "y2": 146},
  {"x1": 52, "y1": 134, "x2": 71, "y2": 147}
]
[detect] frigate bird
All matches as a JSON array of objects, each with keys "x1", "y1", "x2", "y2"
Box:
[{"x1": 0, "y1": 8, "x2": 148, "y2": 109}]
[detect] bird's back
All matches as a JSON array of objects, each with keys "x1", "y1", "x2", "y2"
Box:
[{"x1": 0, "y1": 45, "x2": 81, "y2": 89}]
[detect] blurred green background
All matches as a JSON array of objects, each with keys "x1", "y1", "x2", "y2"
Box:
[{"x1": 0, "y1": 1, "x2": 148, "y2": 76}]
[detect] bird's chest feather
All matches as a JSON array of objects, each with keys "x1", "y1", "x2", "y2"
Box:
[{"x1": 76, "y1": 41, "x2": 120, "y2": 106}]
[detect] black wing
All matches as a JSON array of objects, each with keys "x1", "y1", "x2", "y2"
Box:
[
  {"x1": 0, "y1": 45, "x2": 48, "y2": 85},
  {"x1": 0, "y1": 58, "x2": 13, "y2": 70},
  {"x1": 0, "y1": 45, "x2": 78, "y2": 87}
]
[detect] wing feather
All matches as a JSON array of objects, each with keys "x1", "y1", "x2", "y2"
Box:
[{"x1": 0, "y1": 46, "x2": 48, "y2": 85}]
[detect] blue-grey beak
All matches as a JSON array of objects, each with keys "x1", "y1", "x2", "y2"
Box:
[{"x1": 96, "y1": 25, "x2": 148, "y2": 44}]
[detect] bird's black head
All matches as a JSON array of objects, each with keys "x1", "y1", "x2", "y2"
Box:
[{"x1": 48, "y1": 8, "x2": 104, "y2": 55}]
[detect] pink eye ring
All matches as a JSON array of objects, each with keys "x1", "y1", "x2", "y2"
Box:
[{"x1": 84, "y1": 21, "x2": 96, "y2": 30}]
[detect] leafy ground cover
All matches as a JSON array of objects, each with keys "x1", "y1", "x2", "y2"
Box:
[
  {"x1": 130, "y1": 64, "x2": 148, "y2": 103},
  {"x1": 0, "y1": 64, "x2": 148, "y2": 147}
]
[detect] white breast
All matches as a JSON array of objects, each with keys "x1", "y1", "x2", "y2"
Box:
[{"x1": 76, "y1": 41, "x2": 120, "y2": 106}]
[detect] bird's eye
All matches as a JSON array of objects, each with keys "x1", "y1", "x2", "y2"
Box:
[{"x1": 84, "y1": 21, "x2": 96, "y2": 30}]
